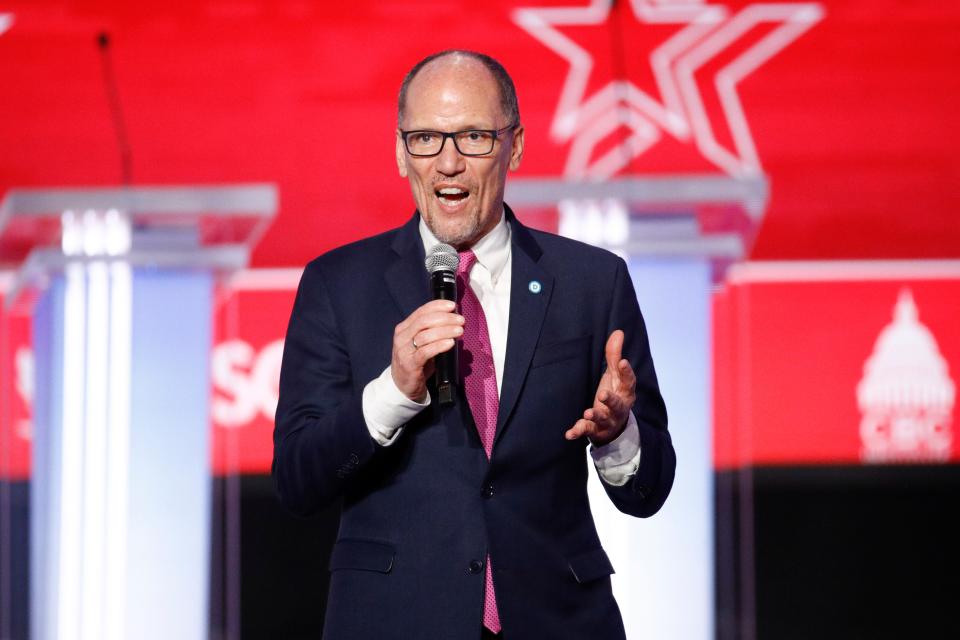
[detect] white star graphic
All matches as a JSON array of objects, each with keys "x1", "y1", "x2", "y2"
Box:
[
  {"x1": 513, "y1": 0, "x2": 824, "y2": 179},
  {"x1": 0, "y1": 13, "x2": 13, "y2": 36}
]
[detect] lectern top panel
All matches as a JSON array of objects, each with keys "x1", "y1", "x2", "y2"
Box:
[{"x1": 0, "y1": 184, "x2": 277, "y2": 266}]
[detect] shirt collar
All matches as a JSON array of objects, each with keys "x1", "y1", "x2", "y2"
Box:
[{"x1": 418, "y1": 209, "x2": 511, "y2": 284}]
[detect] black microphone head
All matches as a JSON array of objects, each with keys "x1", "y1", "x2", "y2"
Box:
[{"x1": 425, "y1": 243, "x2": 460, "y2": 274}]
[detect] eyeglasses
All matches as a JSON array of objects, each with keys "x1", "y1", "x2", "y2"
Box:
[{"x1": 400, "y1": 124, "x2": 518, "y2": 157}]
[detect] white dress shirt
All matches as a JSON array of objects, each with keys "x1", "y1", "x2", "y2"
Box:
[{"x1": 361, "y1": 212, "x2": 642, "y2": 485}]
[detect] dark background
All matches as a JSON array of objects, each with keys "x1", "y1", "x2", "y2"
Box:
[
  {"x1": 5, "y1": 465, "x2": 960, "y2": 639},
  {"x1": 716, "y1": 465, "x2": 960, "y2": 640}
]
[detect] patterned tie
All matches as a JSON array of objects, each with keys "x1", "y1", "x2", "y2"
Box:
[{"x1": 457, "y1": 249, "x2": 501, "y2": 634}]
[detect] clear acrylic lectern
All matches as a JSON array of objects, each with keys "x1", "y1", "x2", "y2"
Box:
[{"x1": 0, "y1": 185, "x2": 276, "y2": 640}]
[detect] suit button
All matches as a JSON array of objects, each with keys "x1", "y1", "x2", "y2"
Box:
[
  {"x1": 468, "y1": 559, "x2": 484, "y2": 574},
  {"x1": 481, "y1": 484, "x2": 495, "y2": 499},
  {"x1": 348, "y1": 453, "x2": 359, "y2": 464}
]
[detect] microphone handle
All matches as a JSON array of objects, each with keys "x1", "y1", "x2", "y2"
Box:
[{"x1": 430, "y1": 269, "x2": 458, "y2": 405}]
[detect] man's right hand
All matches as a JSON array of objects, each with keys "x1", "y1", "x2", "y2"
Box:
[{"x1": 391, "y1": 299, "x2": 464, "y2": 402}]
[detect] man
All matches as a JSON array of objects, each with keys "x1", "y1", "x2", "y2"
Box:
[{"x1": 274, "y1": 50, "x2": 675, "y2": 639}]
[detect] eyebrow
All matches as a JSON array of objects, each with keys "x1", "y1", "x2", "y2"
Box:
[{"x1": 403, "y1": 124, "x2": 496, "y2": 131}]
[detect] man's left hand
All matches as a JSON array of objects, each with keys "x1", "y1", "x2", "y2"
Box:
[{"x1": 564, "y1": 330, "x2": 637, "y2": 447}]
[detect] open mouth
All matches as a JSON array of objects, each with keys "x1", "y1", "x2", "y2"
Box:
[{"x1": 436, "y1": 187, "x2": 469, "y2": 207}]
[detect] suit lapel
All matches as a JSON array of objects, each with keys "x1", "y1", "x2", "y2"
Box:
[
  {"x1": 384, "y1": 213, "x2": 430, "y2": 319},
  {"x1": 495, "y1": 208, "x2": 553, "y2": 445}
]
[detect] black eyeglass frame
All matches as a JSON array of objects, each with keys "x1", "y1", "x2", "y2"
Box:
[{"x1": 399, "y1": 123, "x2": 519, "y2": 157}]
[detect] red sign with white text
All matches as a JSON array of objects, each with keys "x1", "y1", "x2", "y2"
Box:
[
  {"x1": 713, "y1": 262, "x2": 960, "y2": 469},
  {"x1": 210, "y1": 270, "x2": 300, "y2": 476},
  {"x1": 7, "y1": 263, "x2": 959, "y2": 478}
]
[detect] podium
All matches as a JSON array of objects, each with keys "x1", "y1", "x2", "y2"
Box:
[
  {"x1": 0, "y1": 185, "x2": 276, "y2": 640},
  {"x1": 506, "y1": 174, "x2": 765, "y2": 640}
]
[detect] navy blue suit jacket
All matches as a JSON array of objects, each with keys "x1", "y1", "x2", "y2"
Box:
[{"x1": 274, "y1": 207, "x2": 675, "y2": 639}]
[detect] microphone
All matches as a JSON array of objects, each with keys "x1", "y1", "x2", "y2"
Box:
[{"x1": 425, "y1": 243, "x2": 460, "y2": 405}]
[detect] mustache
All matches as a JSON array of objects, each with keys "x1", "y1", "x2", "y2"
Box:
[{"x1": 430, "y1": 178, "x2": 473, "y2": 189}]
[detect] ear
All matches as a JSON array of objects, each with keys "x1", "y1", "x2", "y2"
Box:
[
  {"x1": 395, "y1": 130, "x2": 408, "y2": 178},
  {"x1": 508, "y1": 125, "x2": 524, "y2": 172}
]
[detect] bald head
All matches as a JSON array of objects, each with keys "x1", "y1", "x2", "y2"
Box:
[{"x1": 397, "y1": 50, "x2": 520, "y2": 127}]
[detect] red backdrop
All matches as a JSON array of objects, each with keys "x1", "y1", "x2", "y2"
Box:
[{"x1": 1, "y1": 0, "x2": 958, "y2": 266}]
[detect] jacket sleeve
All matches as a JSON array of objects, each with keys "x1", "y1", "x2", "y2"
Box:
[
  {"x1": 272, "y1": 261, "x2": 378, "y2": 517},
  {"x1": 597, "y1": 257, "x2": 676, "y2": 518}
]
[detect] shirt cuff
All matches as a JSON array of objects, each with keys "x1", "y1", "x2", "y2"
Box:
[
  {"x1": 590, "y1": 411, "x2": 642, "y2": 487},
  {"x1": 362, "y1": 366, "x2": 430, "y2": 446}
]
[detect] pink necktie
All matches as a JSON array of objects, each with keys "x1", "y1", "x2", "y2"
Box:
[{"x1": 457, "y1": 250, "x2": 501, "y2": 634}]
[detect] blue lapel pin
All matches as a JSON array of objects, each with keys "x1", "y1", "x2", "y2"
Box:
[{"x1": 528, "y1": 280, "x2": 542, "y2": 294}]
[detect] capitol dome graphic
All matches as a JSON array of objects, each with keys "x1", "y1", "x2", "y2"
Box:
[{"x1": 857, "y1": 289, "x2": 955, "y2": 463}]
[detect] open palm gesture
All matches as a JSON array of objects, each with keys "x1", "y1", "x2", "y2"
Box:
[{"x1": 564, "y1": 330, "x2": 637, "y2": 446}]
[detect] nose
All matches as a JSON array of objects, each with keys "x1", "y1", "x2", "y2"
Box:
[{"x1": 435, "y1": 136, "x2": 466, "y2": 176}]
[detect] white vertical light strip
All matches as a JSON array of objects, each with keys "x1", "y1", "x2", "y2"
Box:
[
  {"x1": 104, "y1": 210, "x2": 132, "y2": 640},
  {"x1": 56, "y1": 208, "x2": 134, "y2": 640},
  {"x1": 78, "y1": 211, "x2": 111, "y2": 640},
  {"x1": 79, "y1": 259, "x2": 108, "y2": 640},
  {"x1": 57, "y1": 259, "x2": 85, "y2": 640}
]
